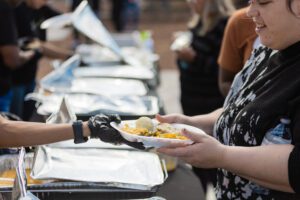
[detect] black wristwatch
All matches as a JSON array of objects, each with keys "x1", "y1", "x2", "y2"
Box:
[{"x1": 72, "y1": 120, "x2": 88, "y2": 144}]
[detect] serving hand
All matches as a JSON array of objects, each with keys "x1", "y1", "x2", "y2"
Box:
[{"x1": 88, "y1": 114, "x2": 146, "y2": 150}]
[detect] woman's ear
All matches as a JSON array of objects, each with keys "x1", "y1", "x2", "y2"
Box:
[{"x1": 292, "y1": 0, "x2": 300, "y2": 18}]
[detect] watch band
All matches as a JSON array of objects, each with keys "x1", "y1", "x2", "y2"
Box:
[{"x1": 72, "y1": 120, "x2": 88, "y2": 144}]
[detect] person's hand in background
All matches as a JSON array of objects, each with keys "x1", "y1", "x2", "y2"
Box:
[{"x1": 176, "y1": 47, "x2": 196, "y2": 63}]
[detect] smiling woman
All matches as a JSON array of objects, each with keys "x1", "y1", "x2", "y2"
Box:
[{"x1": 247, "y1": 0, "x2": 300, "y2": 50}]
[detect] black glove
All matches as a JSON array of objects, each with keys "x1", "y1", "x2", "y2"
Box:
[{"x1": 88, "y1": 114, "x2": 145, "y2": 150}]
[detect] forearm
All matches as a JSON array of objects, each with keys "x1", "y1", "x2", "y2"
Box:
[
  {"x1": 0, "y1": 118, "x2": 90, "y2": 147},
  {"x1": 221, "y1": 144, "x2": 294, "y2": 192},
  {"x1": 41, "y1": 42, "x2": 73, "y2": 59},
  {"x1": 189, "y1": 108, "x2": 223, "y2": 135}
]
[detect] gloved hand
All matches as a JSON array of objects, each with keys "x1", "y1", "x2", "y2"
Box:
[{"x1": 88, "y1": 114, "x2": 145, "y2": 150}]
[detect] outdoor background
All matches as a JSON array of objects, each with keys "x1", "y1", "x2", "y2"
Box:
[{"x1": 38, "y1": 0, "x2": 193, "y2": 114}]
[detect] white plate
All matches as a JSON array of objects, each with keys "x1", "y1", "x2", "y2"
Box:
[{"x1": 110, "y1": 120, "x2": 205, "y2": 148}]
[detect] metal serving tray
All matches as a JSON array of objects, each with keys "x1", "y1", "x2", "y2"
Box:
[
  {"x1": 31, "y1": 146, "x2": 166, "y2": 190},
  {"x1": 29, "y1": 93, "x2": 159, "y2": 117},
  {"x1": 73, "y1": 65, "x2": 155, "y2": 81},
  {"x1": 40, "y1": 77, "x2": 148, "y2": 96},
  {"x1": 0, "y1": 153, "x2": 163, "y2": 200}
]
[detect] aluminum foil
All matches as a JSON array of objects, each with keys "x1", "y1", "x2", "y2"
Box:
[
  {"x1": 72, "y1": 1, "x2": 122, "y2": 59},
  {"x1": 40, "y1": 77, "x2": 148, "y2": 96},
  {"x1": 31, "y1": 146, "x2": 165, "y2": 190},
  {"x1": 74, "y1": 65, "x2": 155, "y2": 80},
  {"x1": 28, "y1": 93, "x2": 158, "y2": 116},
  {"x1": 39, "y1": 55, "x2": 80, "y2": 92}
]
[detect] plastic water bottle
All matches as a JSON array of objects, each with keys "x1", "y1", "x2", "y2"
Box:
[
  {"x1": 250, "y1": 117, "x2": 292, "y2": 195},
  {"x1": 140, "y1": 31, "x2": 154, "y2": 52},
  {"x1": 261, "y1": 117, "x2": 292, "y2": 145}
]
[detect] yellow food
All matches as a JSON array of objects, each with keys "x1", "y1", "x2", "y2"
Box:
[
  {"x1": 0, "y1": 169, "x2": 45, "y2": 187},
  {"x1": 121, "y1": 118, "x2": 188, "y2": 140},
  {"x1": 122, "y1": 124, "x2": 149, "y2": 135}
]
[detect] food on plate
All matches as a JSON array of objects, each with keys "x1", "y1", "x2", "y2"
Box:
[
  {"x1": 136, "y1": 116, "x2": 154, "y2": 131},
  {"x1": 122, "y1": 117, "x2": 188, "y2": 140}
]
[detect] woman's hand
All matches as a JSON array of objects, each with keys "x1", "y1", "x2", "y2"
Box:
[
  {"x1": 176, "y1": 47, "x2": 196, "y2": 63},
  {"x1": 158, "y1": 128, "x2": 226, "y2": 169},
  {"x1": 156, "y1": 110, "x2": 220, "y2": 135},
  {"x1": 156, "y1": 113, "x2": 190, "y2": 124}
]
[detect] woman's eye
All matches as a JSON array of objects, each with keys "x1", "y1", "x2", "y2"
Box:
[
  {"x1": 257, "y1": 0, "x2": 271, "y2": 5},
  {"x1": 248, "y1": 0, "x2": 271, "y2": 5}
]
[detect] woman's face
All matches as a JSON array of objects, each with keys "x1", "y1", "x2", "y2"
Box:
[
  {"x1": 188, "y1": 0, "x2": 206, "y2": 15},
  {"x1": 247, "y1": 0, "x2": 300, "y2": 50},
  {"x1": 26, "y1": 0, "x2": 48, "y2": 9}
]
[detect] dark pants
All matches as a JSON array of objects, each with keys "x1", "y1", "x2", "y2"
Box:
[
  {"x1": 0, "y1": 90, "x2": 12, "y2": 112},
  {"x1": 112, "y1": 0, "x2": 127, "y2": 32},
  {"x1": 10, "y1": 80, "x2": 35, "y2": 121}
]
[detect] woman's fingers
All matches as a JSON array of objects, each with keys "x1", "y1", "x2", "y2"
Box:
[
  {"x1": 181, "y1": 128, "x2": 206, "y2": 143},
  {"x1": 158, "y1": 146, "x2": 191, "y2": 157},
  {"x1": 155, "y1": 114, "x2": 177, "y2": 123},
  {"x1": 155, "y1": 113, "x2": 187, "y2": 124},
  {"x1": 155, "y1": 114, "x2": 166, "y2": 122}
]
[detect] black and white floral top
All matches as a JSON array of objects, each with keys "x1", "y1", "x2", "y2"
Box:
[{"x1": 214, "y1": 41, "x2": 300, "y2": 200}]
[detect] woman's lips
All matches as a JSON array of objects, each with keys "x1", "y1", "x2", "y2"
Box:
[{"x1": 254, "y1": 22, "x2": 266, "y2": 33}]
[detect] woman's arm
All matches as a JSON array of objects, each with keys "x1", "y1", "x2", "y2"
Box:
[
  {"x1": 158, "y1": 130, "x2": 294, "y2": 193},
  {"x1": 189, "y1": 108, "x2": 223, "y2": 135},
  {"x1": 222, "y1": 144, "x2": 294, "y2": 193},
  {"x1": 0, "y1": 116, "x2": 90, "y2": 147},
  {"x1": 156, "y1": 108, "x2": 223, "y2": 136},
  {"x1": 41, "y1": 41, "x2": 74, "y2": 59}
]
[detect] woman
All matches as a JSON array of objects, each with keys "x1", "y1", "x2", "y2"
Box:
[
  {"x1": 156, "y1": 0, "x2": 300, "y2": 199},
  {"x1": 176, "y1": 0, "x2": 234, "y2": 116}
]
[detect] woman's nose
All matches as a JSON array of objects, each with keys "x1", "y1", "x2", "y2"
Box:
[{"x1": 246, "y1": 2, "x2": 259, "y2": 18}]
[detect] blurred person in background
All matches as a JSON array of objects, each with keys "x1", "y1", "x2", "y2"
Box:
[
  {"x1": 173, "y1": 0, "x2": 235, "y2": 194},
  {"x1": 125, "y1": 0, "x2": 140, "y2": 31},
  {"x1": 0, "y1": 0, "x2": 35, "y2": 112},
  {"x1": 112, "y1": 0, "x2": 128, "y2": 32},
  {"x1": 10, "y1": 0, "x2": 73, "y2": 121},
  {"x1": 218, "y1": 7, "x2": 257, "y2": 96}
]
